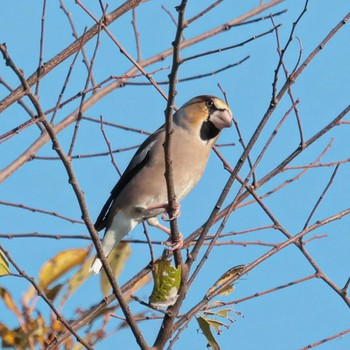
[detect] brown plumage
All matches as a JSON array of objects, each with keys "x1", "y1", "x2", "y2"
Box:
[{"x1": 90, "y1": 95, "x2": 232, "y2": 273}]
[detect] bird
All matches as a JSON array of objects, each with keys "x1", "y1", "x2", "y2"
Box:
[{"x1": 90, "y1": 95, "x2": 233, "y2": 274}]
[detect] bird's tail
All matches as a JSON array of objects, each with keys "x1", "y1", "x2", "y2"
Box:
[
  {"x1": 89, "y1": 228, "x2": 119, "y2": 275},
  {"x1": 90, "y1": 257, "x2": 104, "y2": 275},
  {"x1": 89, "y1": 212, "x2": 136, "y2": 274}
]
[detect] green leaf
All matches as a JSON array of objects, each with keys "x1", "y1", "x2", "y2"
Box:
[
  {"x1": 196, "y1": 316, "x2": 220, "y2": 350},
  {"x1": 149, "y1": 257, "x2": 181, "y2": 307},
  {"x1": 0, "y1": 250, "x2": 10, "y2": 276},
  {"x1": 207, "y1": 265, "x2": 245, "y2": 297}
]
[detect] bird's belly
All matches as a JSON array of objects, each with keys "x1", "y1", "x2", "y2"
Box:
[{"x1": 118, "y1": 139, "x2": 209, "y2": 221}]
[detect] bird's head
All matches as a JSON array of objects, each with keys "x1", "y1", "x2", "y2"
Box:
[{"x1": 174, "y1": 95, "x2": 233, "y2": 143}]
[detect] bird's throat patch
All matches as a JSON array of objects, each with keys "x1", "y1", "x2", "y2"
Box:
[{"x1": 200, "y1": 120, "x2": 220, "y2": 141}]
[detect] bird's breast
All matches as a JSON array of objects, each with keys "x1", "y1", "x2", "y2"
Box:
[{"x1": 116, "y1": 127, "x2": 212, "y2": 221}]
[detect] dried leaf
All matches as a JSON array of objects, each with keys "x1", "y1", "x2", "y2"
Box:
[
  {"x1": 45, "y1": 284, "x2": 64, "y2": 302},
  {"x1": 124, "y1": 274, "x2": 151, "y2": 303},
  {"x1": 28, "y1": 314, "x2": 49, "y2": 344},
  {"x1": 0, "y1": 250, "x2": 10, "y2": 275},
  {"x1": 24, "y1": 248, "x2": 89, "y2": 302},
  {"x1": 204, "y1": 308, "x2": 233, "y2": 320},
  {"x1": 65, "y1": 256, "x2": 94, "y2": 300},
  {"x1": 100, "y1": 243, "x2": 131, "y2": 296},
  {"x1": 205, "y1": 318, "x2": 229, "y2": 333},
  {"x1": 149, "y1": 257, "x2": 181, "y2": 307},
  {"x1": 0, "y1": 287, "x2": 22, "y2": 319},
  {"x1": 207, "y1": 265, "x2": 245, "y2": 297},
  {"x1": 0, "y1": 322, "x2": 26, "y2": 349},
  {"x1": 50, "y1": 314, "x2": 65, "y2": 334},
  {"x1": 38, "y1": 248, "x2": 89, "y2": 289},
  {"x1": 196, "y1": 316, "x2": 220, "y2": 350},
  {"x1": 212, "y1": 309, "x2": 231, "y2": 318}
]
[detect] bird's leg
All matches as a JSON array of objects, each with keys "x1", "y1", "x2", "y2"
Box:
[
  {"x1": 146, "y1": 217, "x2": 171, "y2": 235},
  {"x1": 145, "y1": 201, "x2": 181, "y2": 221},
  {"x1": 161, "y1": 200, "x2": 181, "y2": 222},
  {"x1": 146, "y1": 217, "x2": 184, "y2": 250}
]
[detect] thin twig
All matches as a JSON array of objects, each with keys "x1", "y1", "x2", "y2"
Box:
[
  {"x1": 302, "y1": 164, "x2": 340, "y2": 230},
  {"x1": 0, "y1": 42, "x2": 149, "y2": 350},
  {"x1": 131, "y1": 8, "x2": 142, "y2": 61},
  {"x1": 0, "y1": 0, "x2": 144, "y2": 112},
  {"x1": 35, "y1": 0, "x2": 47, "y2": 97},
  {"x1": 175, "y1": 208, "x2": 350, "y2": 331},
  {"x1": 187, "y1": 0, "x2": 223, "y2": 25},
  {"x1": 270, "y1": 14, "x2": 305, "y2": 145},
  {"x1": 142, "y1": 222, "x2": 155, "y2": 264},
  {"x1": 299, "y1": 328, "x2": 350, "y2": 350},
  {"x1": 210, "y1": 274, "x2": 317, "y2": 308},
  {"x1": 50, "y1": 27, "x2": 88, "y2": 124},
  {"x1": 1, "y1": 0, "x2": 287, "y2": 183},
  {"x1": 182, "y1": 25, "x2": 280, "y2": 63},
  {"x1": 76, "y1": 0, "x2": 168, "y2": 102},
  {"x1": 153, "y1": 2, "x2": 188, "y2": 348},
  {"x1": 33, "y1": 145, "x2": 140, "y2": 160},
  {"x1": 217, "y1": 83, "x2": 256, "y2": 185},
  {"x1": 59, "y1": 0, "x2": 97, "y2": 88},
  {"x1": 100, "y1": 115, "x2": 122, "y2": 176},
  {"x1": 68, "y1": 12, "x2": 103, "y2": 157},
  {"x1": 0, "y1": 200, "x2": 84, "y2": 224},
  {"x1": 127, "y1": 57, "x2": 250, "y2": 86}
]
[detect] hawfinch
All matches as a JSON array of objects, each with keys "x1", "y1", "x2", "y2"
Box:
[{"x1": 90, "y1": 95, "x2": 233, "y2": 274}]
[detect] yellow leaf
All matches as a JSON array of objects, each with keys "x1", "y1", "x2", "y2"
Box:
[
  {"x1": 215, "y1": 309, "x2": 231, "y2": 318},
  {"x1": 0, "y1": 322, "x2": 26, "y2": 349},
  {"x1": 205, "y1": 318, "x2": 229, "y2": 333},
  {"x1": 50, "y1": 314, "x2": 65, "y2": 333},
  {"x1": 124, "y1": 274, "x2": 151, "y2": 303},
  {"x1": 0, "y1": 250, "x2": 10, "y2": 275},
  {"x1": 204, "y1": 308, "x2": 233, "y2": 320},
  {"x1": 100, "y1": 243, "x2": 131, "y2": 297},
  {"x1": 196, "y1": 316, "x2": 220, "y2": 350},
  {"x1": 45, "y1": 284, "x2": 64, "y2": 302},
  {"x1": 24, "y1": 248, "x2": 89, "y2": 302},
  {"x1": 207, "y1": 265, "x2": 245, "y2": 297},
  {"x1": 65, "y1": 255, "x2": 94, "y2": 301},
  {"x1": 28, "y1": 314, "x2": 49, "y2": 345},
  {"x1": 0, "y1": 287, "x2": 22, "y2": 319},
  {"x1": 39, "y1": 248, "x2": 89, "y2": 289}
]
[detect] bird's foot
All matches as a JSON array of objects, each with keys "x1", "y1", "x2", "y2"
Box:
[
  {"x1": 164, "y1": 233, "x2": 184, "y2": 250},
  {"x1": 161, "y1": 201, "x2": 181, "y2": 222},
  {"x1": 145, "y1": 201, "x2": 181, "y2": 221},
  {"x1": 146, "y1": 217, "x2": 183, "y2": 250}
]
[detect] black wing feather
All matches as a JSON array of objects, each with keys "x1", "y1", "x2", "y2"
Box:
[{"x1": 94, "y1": 127, "x2": 164, "y2": 231}]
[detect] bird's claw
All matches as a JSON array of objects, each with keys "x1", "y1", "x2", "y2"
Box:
[
  {"x1": 163, "y1": 233, "x2": 184, "y2": 250},
  {"x1": 161, "y1": 202, "x2": 181, "y2": 222}
]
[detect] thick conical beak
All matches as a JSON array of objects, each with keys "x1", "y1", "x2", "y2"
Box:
[{"x1": 210, "y1": 109, "x2": 233, "y2": 130}]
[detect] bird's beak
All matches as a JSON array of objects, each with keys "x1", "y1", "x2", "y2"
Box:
[{"x1": 210, "y1": 109, "x2": 233, "y2": 130}]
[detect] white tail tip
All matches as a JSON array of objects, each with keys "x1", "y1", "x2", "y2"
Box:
[{"x1": 89, "y1": 258, "x2": 103, "y2": 275}]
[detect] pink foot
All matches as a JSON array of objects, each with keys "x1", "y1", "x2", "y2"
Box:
[
  {"x1": 161, "y1": 201, "x2": 181, "y2": 222},
  {"x1": 164, "y1": 233, "x2": 184, "y2": 250},
  {"x1": 146, "y1": 201, "x2": 181, "y2": 222}
]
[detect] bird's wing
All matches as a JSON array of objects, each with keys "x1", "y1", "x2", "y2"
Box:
[{"x1": 94, "y1": 126, "x2": 164, "y2": 231}]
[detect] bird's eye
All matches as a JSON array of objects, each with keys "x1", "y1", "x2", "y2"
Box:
[{"x1": 206, "y1": 99, "x2": 214, "y2": 108}]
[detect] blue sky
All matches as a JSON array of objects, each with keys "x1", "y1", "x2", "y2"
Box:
[{"x1": 1, "y1": 1, "x2": 350, "y2": 349}]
